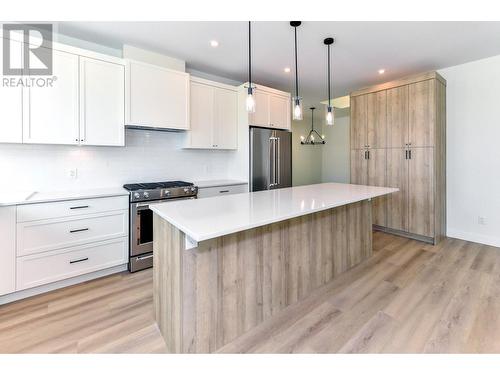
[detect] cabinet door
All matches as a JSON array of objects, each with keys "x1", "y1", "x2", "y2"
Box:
[
  {"x1": 367, "y1": 91, "x2": 387, "y2": 148},
  {"x1": 387, "y1": 85, "x2": 409, "y2": 148},
  {"x1": 409, "y1": 80, "x2": 435, "y2": 147},
  {"x1": 408, "y1": 147, "x2": 435, "y2": 237},
  {"x1": 269, "y1": 94, "x2": 290, "y2": 130},
  {"x1": 350, "y1": 149, "x2": 368, "y2": 185},
  {"x1": 0, "y1": 207, "x2": 16, "y2": 296},
  {"x1": 213, "y1": 87, "x2": 238, "y2": 149},
  {"x1": 128, "y1": 61, "x2": 189, "y2": 130},
  {"x1": 0, "y1": 40, "x2": 23, "y2": 143},
  {"x1": 350, "y1": 94, "x2": 367, "y2": 150},
  {"x1": 368, "y1": 148, "x2": 387, "y2": 226},
  {"x1": 80, "y1": 57, "x2": 125, "y2": 146},
  {"x1": 249, "y1": 90, "x2": 270, "y2": 127},
  {"x1": 387, "y1": 148, "x2": 409, "y2": 232},
  {"x1": 189, "y1": 81, "x2": 214, "y2": 148},
  {"x1": 24, "y1": 49, "x2": 79, "y2": 145}
]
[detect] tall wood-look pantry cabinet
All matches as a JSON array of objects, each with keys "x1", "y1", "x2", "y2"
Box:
[{"x1": 350, "y1": 72, "x2": 446, "y2": 244}]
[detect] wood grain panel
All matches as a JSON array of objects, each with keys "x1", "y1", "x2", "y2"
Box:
[
  {"x1": 154, "y1": 202, "x2": 373, "y2": 353},
  {"x1": 367, "y1": 90, "x2": 387, "y2": 148},
  {"x1": 387, "y1": 85, "x2": 409, "y2": 148},
  {"x1": 387, "y1": 148, "x2": 408, "y2": 232},
  {"x1": 434, "y1": 80, "x2": 447, "y2": 243},
  {"x1": 350, "y1": 149, "x2": 368, "y2": 185},
  {"x1": 408, "y1": 147, "x2": 435, "y2": 237},
  {"x1": 409, "y1": 80, "x2": 436, "y2": 147},
  {"x1": 368, "y1": 148, "x2": 387, "y2": 227},
  {"x1": 350, "y1": 95, "x2": 367, "y2": 150}
]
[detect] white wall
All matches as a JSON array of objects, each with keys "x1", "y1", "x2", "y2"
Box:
[
  {"x1": 321, "y1": 111, "x2": 350, "y2": 183},
  {"x1": 439, "y1": 56, "x2": 500, "y2": 247},
  {"x1": 0, "y1": 129, "x2": 232, "y2": 191},
  {"x1": 291, "y1": 120, "x2": 323, "y2": 186}
]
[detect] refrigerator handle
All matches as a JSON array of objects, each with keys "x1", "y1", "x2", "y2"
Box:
[
  {"x1": 276, "y1": 137, "x2": 281, "y2": 186},
  {"x1": 269, "y1": 137, "x2": 276, "y2": 188}
]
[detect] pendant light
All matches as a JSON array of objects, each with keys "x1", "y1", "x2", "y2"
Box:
[
  {"x1": 300, "y1": 107, "x2": 325, "y2": 145},
  {"x1": 245, "y1": 21, "x2": 256, "y2": 113},
  {"x1": 290, "y1": 21, "x2": 303, "y2": 121},
  {"x1": 324, "y1": 37, "x2": 335, "y2": 126}
]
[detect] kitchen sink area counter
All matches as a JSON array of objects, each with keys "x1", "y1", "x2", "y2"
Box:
[{"x1": 151, "y1": 183, "x2": 397, "y2": 353}]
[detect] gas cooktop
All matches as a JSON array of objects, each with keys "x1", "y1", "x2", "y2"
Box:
[{"x1": 123, "y1": 181, "x2": 197, "y2": 202}]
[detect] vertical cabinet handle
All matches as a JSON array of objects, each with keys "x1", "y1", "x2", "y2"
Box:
[
  {"x1": 405, "y1": 150, "x2": 408, "y2": 159},
  {"x1": 409, "y1": 149, "x2": 412, "y2": 159}
]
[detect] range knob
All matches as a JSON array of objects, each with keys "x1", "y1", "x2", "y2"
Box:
[
  {"x1": 143, "y1": 191, "x2": 150, "y2": 199},
  {"x1": 133, "y1": 192, "x2": 140, "y2": 199},
  {"x1": 190, "y1": 187, "x2": 196, "y2": 192},
  {"x1": 163, "y1": 190, "x2": 171, "y2": 197},
  {"x1": 183, "y1": 188, "x2": 190, "y2": 193}
]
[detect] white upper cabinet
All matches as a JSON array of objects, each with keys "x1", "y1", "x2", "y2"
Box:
[
  {"x1": 23, "y1": 49, "x2": 80, "y2": 145},
  {"x1": 186, "y1": 77, "x2": 238, "y2": 150},
  {"x1": 246, "y1": 84, "x2": 291, "y2": 130},
  {"x1": 126, "y1": 60, "x2": 190, "y2": 130},
  {"x1": 80, "y1": 57, "x2": 125, "y2": 146},
  {"x1": 0, "y1": 40, "x2": 23, "y2": 143},
  {"x1": 213, "y1": 86, "x2": 238, "y2": 149}
]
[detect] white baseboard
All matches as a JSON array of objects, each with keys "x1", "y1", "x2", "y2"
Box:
[
  {"x1": 447, "y1": 228, "x2": 500, "y2": 248},
  {"x1": 0, "y1": 264, "x2": 128, "y2": 306}
]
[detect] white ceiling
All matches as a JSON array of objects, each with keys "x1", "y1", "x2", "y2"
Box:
[{"x1": 57, "y1": 21, "x2": 500, "y2": 114}]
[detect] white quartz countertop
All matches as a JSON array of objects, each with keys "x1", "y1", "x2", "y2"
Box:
[
  {"x1": 194, "y1": 179, "x2": 248, "y2": 189},
  {"x1": 0, "y1": 187, "x2": 129, "y2": 207},
  {"x1": 150, "y1": 183, "x2": 398, "y2": 243}
]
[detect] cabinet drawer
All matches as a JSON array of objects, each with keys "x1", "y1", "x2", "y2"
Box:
[
  {"x1": 17, "y1": 195, "x2": 128, "y2": 222},
  {"x1": 197, "y1": 184, "x2": 247, "y2": 199},
  {"x1": 17, "y1": 210, "x2": 128, "y2": 257},
  {"x1": 16, "y1": 238, "x2": 128, "y2": 291}
]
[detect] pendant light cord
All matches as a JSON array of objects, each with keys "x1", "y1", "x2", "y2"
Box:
[
  {"x1": 327, "y1": 44, "x2": 331, "y2": 107},
  {"x1": 248, "y1": 21, "x2": 252, "y2": 87},
  {"x1": 294, "y1": 25, "x2": 299, "y2": 99}
]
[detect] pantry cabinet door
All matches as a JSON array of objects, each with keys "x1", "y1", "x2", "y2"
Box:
[
  {"x1": 80, "y1": 57, "x2": 125, "y2": 146},
  {"x1": 368, "y1": 148, "x2": 387, "y2": 226},
  {"x1": 0, "y1": 40, "x2": 23, "y2": 143},
  {"x1": 189, "y1": 81, "x2": 215, "y2": 148},
  {"x1": 350, "y1": 94, "x2": 367, "y2": 150},
  {"x1": 24, "y1": 49, "x2": 79, "y2": 145},
  {"x1": 408, "y1": 147, "x2": 435, "y2": 237},
  {"x1": 409, "y1": 80, "x2": 435, "y2": 147},
  {"x1": 366, "y1": 90, "x2": 387, "y2": 148},
  {"x1": 387, "y1": 148, "x2": 409, "y2": 232},
  {"x1": 350, "y1": 149, "x2": 368, "y2": 185},
  {"x1": 213, "y1": 87, "x2": 238, "y2": 149},
  {"x1": 387, "y1": 85, "x2": 409, "y2": 148},
  {"x1": 269, "y1": 94, "x2": 290, "y2": 130}
]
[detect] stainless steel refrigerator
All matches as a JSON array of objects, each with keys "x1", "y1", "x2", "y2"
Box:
[{"x1": 250, "y1": 127, "x2": 292, "y2": 192}]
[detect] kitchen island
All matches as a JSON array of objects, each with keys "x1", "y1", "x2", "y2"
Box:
[{"x1": 150, "y1": 183, "x2": 397, "y2": 353}]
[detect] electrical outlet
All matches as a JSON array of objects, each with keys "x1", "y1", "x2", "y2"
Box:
[
  {"x1": 478, "y1": 216, "x2": 487, "y2": 225},
  {"x1": 67, "y1": 168, "x2": 78, "y2": 180}
]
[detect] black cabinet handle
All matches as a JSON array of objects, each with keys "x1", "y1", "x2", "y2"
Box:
[
  {"x1": 70, "y1": 205, "x2": 89, "y2": 210},
  {"x1": 405, "y1": 150, "x2": 408, "y2": 159},
  {"x1": 367, "y1": 150, "x2": 370, "y2": 160},
  {"x1": 69, "y1": 228, "x2": 89, "y2": 233},
  {"x1": 70, "y1": 257, "x2": 89, "y2": 264},
  {"x1": 409, "y1": 150, "x2": 412, "y2": 159},
  {"x1": 219, "y1": 190, "x2": 230, "y2": 193}
]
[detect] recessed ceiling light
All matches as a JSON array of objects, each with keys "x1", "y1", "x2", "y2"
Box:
[
  {"x1": 378, "y1": 69, "x2": 385, "y2": 74},
  {"x1": 210, "y1": 40, "x2": 219, "y2": 47},
  {"x1": 284, "y1": 67, "x2": 291, "y2": 73}
]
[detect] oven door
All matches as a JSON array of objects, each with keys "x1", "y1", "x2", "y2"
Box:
[{"x1": 130, "y1": 197, "x2": 195, "y2": 257}]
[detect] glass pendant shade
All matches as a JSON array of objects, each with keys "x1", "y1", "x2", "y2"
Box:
[
  {"x1": 292, "y1": 97, "x2": 303, "y2": 120},
  {"x1": 246, "y1": 87, "x2": 256, "y2": 113},
  {"x1": 326, "y1": 105, "x2": 334, "y2": 126}
]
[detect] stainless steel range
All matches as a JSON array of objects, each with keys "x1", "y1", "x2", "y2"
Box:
[{"x1": 123, "y1": 181, "x2": 198, "y2": 272}]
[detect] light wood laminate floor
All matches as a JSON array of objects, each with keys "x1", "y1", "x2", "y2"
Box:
[{"x1": 1, "y1": 231, "x2": 500, "y2": 353}]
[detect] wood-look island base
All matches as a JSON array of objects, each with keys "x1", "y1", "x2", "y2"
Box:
[{"x1": 153, "y1": 200, "x2": 372, "y2": 353}]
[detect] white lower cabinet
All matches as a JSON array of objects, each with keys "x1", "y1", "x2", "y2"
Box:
[
  {"x1": 197, "y1": 183, "x2": 248, "y2": 199},
  {"x1": 0, "y1": 195, "x2": 129, "y2": 299},
  {"x1": 17, "y1": 237, "x2": 127, "y2": 291},
  {"x1": 0, "y1": 207, "x2": 16, "y2": 296}
]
